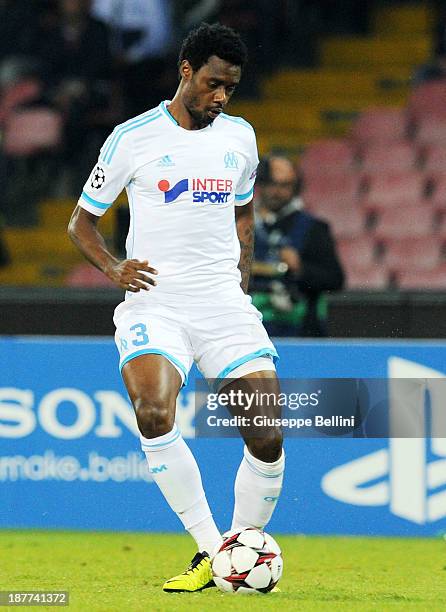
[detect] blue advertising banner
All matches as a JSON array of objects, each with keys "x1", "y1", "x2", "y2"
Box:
[{"x1": 1, "y1": 336, "x2": 446, "y2": 536}]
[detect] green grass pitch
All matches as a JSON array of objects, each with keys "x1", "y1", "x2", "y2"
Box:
[{"x1": 2, "y1": 530, "x2": 446, "y2": 611}]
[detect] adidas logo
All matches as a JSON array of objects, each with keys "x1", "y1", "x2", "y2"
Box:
[{"x1": 157, "y1": 155, "x2": 175, "y2": 167}]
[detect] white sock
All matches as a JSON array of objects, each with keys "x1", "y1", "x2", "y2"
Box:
[
  {"x1": 141, "y1": 424, "x2": 221, "y2": 554},
  {"x1": 231, "y1": 446, "x2": 285, "y2": 531}
]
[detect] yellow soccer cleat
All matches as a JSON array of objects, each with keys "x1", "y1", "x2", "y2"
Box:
[{"x1": 163, "y1": 551, "x2": 215, "y2": 593}]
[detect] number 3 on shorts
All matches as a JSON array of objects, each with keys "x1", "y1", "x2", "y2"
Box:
[{"x1": 130, "y1": 322, "x2": 149, "y2": 346}]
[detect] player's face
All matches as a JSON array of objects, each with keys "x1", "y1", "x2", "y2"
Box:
[
  {"x1": 262, "y1": 159, "x2": 297, "y2": 212},
  {"x1": 181, "y1": 56, "x2": 241, "y2": 128}
]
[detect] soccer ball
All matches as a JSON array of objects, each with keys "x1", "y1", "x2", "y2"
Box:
[{"x1": 212, "y1": 528, "x2": 283, "y2": 594}]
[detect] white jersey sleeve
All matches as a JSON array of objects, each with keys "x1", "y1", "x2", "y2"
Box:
[
  {"x1": 234, "y1": 129, "x2": 259, "y2": 206},
  {"x1": 78, "y1": 130, "x2": 134, "y2": 217}
]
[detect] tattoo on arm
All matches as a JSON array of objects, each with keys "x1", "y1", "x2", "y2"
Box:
[{"x1": 238, "y1": 224, "x2": 254, "y2": 293}]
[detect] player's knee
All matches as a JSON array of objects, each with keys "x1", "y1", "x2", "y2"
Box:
[
  {"x1": 134, "y1": 396, "x2": 175, "y2": 438},
  {"x1": 247, "y1": 429, "x2": 283, "y2": 463}
]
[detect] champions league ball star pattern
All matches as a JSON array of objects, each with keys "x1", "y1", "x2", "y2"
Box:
[
  {"x1": 212, "y1": 528, "x2": 283, "y2": 594},
  {"x1": 91, "y1": 166, "x2": 106, "y2": 189}
]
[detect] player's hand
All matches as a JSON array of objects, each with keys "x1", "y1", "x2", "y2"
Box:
[{"x1": 108, "y1": 259, "x2": 158, "y2": 292}]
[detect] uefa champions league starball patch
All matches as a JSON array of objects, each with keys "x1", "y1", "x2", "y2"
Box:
[{"x1": 91, "y1": 166, "x2": 106, "y2": 189}]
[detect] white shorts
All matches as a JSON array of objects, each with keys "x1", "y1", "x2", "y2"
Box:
[{"x1": 113, "y1": 293, "x2": 278, "y2": 386}]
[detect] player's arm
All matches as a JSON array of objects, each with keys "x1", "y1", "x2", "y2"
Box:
[
  {"x1": 68, "y1": 205, "x2": 158, "y2": 292},
  {"x1": 235, "y1": 200, "x2": 254, "y2": 294},
  {"x1": 69, "y1": 130, "x2": 158, "y2": 292},
  {"x1": 234, "y1": 127, "x2": 258, "y2": 293}
]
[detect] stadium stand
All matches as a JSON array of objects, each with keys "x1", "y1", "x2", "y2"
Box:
[
  {"x1": 313, "y1": 204, "x2": 365, "y2": 240},
  {"x1": 2, "y1": 1, "x2": 446, "y2": 291},
  {"x1": 3, "y1": 109, "x2": 62, "y2": 157},
  {"x1": 345, "y1": 265, "x2": 389, "y2": 290},
  {"x1": 361, "y1": 172, "x2": 426, "y2": 210},
  {"x1": 407, "y1": 79, "x2": 446, "y2": 120},
  {"x1": 299, "y1": 139, "x2": 356, "y2": 177},
  {"x1": 359, "y1": 142, "x2": 418, "y2": 174},
  {"x1": 302, "y1": 174, "x2": 360, "y2": 211},
  {"x1": 422, "y1": 144, "x2": 446, "y2": 175},
  {"x1": 415, "y1": 116, "x2": 446, "y2": 145},
  {"x1": 337, "y1": 236, "x2": 377, "y2": 269},
  {"x1": 350, "y1": 108, "x2": 408, "y2": 144},
  {"x1": 398, "y1": 266, "x2": 446, "y2": 290},
  {"x1": 373, "y1": 206, "x2": 435, "y2": 241},
  {"x1": 431, "y1": 175, "x2": 446, "y2": 212}
]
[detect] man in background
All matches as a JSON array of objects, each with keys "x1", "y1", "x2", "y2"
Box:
[
  {"x1": 91, "y1": 0, "x2": 174, "y2": 116},
  {"x1": 252, "y1": 155, "x2": 344, "y2": 337}
]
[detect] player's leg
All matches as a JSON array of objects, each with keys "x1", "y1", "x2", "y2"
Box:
[
  {"x1": 192, "y1": 296, "x2": 284, "y2": 534},
  {"x1": 221, "y1": 369, "x2": 285, "y2": 531},
  {"x1": 123, "y1": 353, "x2": 221, "y2": 557}
]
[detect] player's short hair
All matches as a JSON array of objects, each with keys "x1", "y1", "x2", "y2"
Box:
[{"x1": 179, "y1": 22, "x2": 248, "y2": 72}]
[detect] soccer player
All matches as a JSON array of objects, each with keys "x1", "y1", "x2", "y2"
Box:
[{"x1": 68, "y1": 22, "x2": 285, "y2": 593}]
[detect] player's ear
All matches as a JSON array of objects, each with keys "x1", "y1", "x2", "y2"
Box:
[{"x1": 180, "y1": 60, "x2": 193, "y2": 81}]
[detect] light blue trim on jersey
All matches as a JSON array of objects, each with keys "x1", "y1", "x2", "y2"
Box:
[
  {"x1": 220, "y1": 113, "x2": 254, "y2": 131},
  {"x1": 105, "y1": 113, "x2": 162, "y2": 164},
  {"x1": 120, "y1": 349, "x2": 189, "y2": 386},
  {"x1": 160, "y1": 101, "x2": 178, "y2": 125},
  {"x1": 127, "y1": 181, "x2": 135, "y2": 258},
  {"x1": 101, "y1": 108, "x2": 160, "y2": 163},
  {"x1": 140, "y1": 429, "x2": 181, "y2": 450},
  {"x1": 216, "y1": 347, "x2": 279, "y2": 382},
  {"x1": 235, "y1": 186, "x2": 254, "y2": 201},
  {"x1": 81, "y1": 191, "x2": 112, "y2": 210}
]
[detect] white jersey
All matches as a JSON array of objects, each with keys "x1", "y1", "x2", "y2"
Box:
[{"x1": 78, "y1": 100, "x2": 258, "y2": 301}]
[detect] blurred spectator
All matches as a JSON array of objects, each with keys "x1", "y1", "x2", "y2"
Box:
[
  {"x1": 174, "y1": 1, "x2": 221, "y2": 37},
  {"x1": 35, "y1": 0, "x2": 115, "y2": 189},
  {"x1": 252, "y1": 155, "x2": 344, "y2": 337},
  {"x1": 91, "y1": 0, "x2": 174, "y2": 116},
  {"x1": 0, "y1": 0, "x2": 40, "y2": 57},
  {"x1": 217, "y1": 0, "x2": 281, "y2": 93},
  {"x1": 311, "y1": 0, "x2": 369, "y2": 35}
]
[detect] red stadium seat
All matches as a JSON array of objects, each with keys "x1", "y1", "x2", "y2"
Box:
[
  {"x1": 362, "y1": 172, "x2": 426, "y2": 210},
  {"x1": 350, "y1": 108, "x2": 408, "y2": 144},
  {"x1": 373, "y1": 206, "x2": 434, "y2": 240},
  {"x1": 383, "y1": 237, "x2": 442, "y2": 273},
  {"x1": 397, "y1": 266, "x2": 446, "y2": 289},
  {"x1": 422, "y1": 145, "x2": 446, "y2": 175},
  {"x1": 408, "y1": 80, "x2": 446, "y2": 120},
  {"x1": 303, "y1": 173, "x2": 361, "y2": 210},
  {"x1": 299, "y1": 139, "x2": 356, "y2": 177},
  {"x1": 3, "y1": 108, "x2": 63, "y2": 156},
  {"x1": 360, "y1": 142, "x2": 418, "y2": 174},
  {"x1": 307, "y1": 197, "x2": 359, "y2": 217},
  {"x1": 0, "y1": 78, "x2": 42, "y2": 126},
  {"x1": 65, "y1": 263, "x2": 116, "y2": 288},
  {"x1": 415, "y1": 117, "x2": 446, "y2": 146},
  {"x1": 337, "y1": 236, "x2": 377, "y2": 268},
  {"x1": 308, "y1": 198, "x2": 360, "y2": 219},
  {"x1": 436, "y1": 214, "x2": 446, "y2": 237},
  {"x1": 429, "y1": 175, "x2": 446, "y2": 212},
  {"x1": 317, "y1": 205, "x2": 366, "y2": 239},
  {"x1": 346, "y1": 265, "x2": 389, "y2": 290}
]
